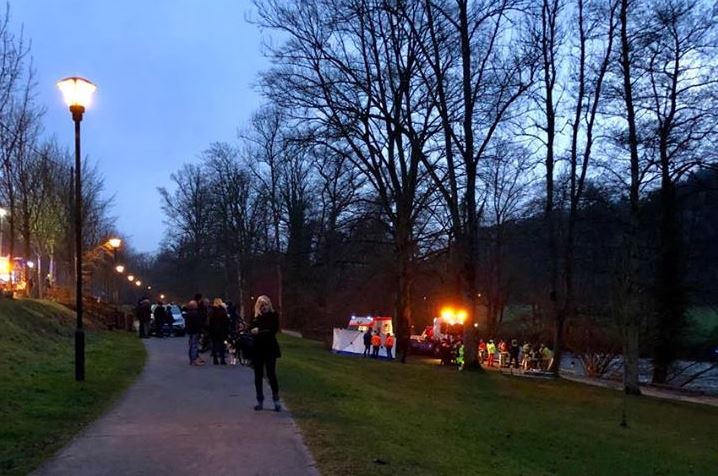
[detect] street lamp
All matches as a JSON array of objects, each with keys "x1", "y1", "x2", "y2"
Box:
[
  {"x1": 135, "y1": 280, "x2": 142, "y2": 287},
  {"x1": 58, "y1": 76, "x2": 96, "y2": 382},
  {"x1": 160, "y1": 294, "x2": 165, "y2": 300},
  {"x1": 115, "y1": 265, "x2": 125, "y2": 273},
  {"x1": 128, "y1": 275, "x2": 135, "y2": 282},
  {"x1": 107, "y1": 238, "x2": 121, "y2": 305}
]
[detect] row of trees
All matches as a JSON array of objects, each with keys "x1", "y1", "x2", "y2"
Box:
[
  {"x1": 0, "y1": 6, "x2": 115, "y2": 298},
  {"x1": 155, "y1": 0, "x2": 718, "y2": 391}
]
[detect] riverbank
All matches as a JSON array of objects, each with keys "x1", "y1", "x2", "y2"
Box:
[{"x1": 0, "y1": 299, "x2": 145, "y2": 475}]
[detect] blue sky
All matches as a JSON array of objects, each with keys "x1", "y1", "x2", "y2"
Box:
[{"x1": 13, "y1": 0, "x2": 267, "y2": 252}]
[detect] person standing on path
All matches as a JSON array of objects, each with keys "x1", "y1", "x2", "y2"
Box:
[
  {"x1": 371, "y1": 331, "x2": 381, "y2": 358},
  {"x1": 384, "y1": 333, "x2": 395, "y2": 360},
  {"x1": 184, "y1": 300, "x2": 204, "y2": 366},
  {"x1": 250, "y1": 295, "x2": 282, "y2": 412},
  {"x1": 363, "y1": 328, "x2": 372, "y2": 357},
  {"x1": 136, "y1": 299, "x2": 151, "y2": 338},
  {"x1": 153, "y1": 301, "x2": 167, "y2": 338},
  {"x1": 208, "y1": 298, "x2": 230, "y2": 365}
]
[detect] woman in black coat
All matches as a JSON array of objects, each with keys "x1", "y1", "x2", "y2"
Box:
[
  {"x1": 250, "y1": 295, "x2": 281, "y2": 411},
  {"x1": 208, "y1": 298, "x2": 230, "y2": 365}
]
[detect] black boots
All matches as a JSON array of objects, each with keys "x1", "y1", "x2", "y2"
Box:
[{"x1": 272, "y1": 395, "x2": 281, "y2": 412}]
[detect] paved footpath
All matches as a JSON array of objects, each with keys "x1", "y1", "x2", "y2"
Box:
[{"x1": 34, "y1": 338, "x2": 319, "y2": 476}]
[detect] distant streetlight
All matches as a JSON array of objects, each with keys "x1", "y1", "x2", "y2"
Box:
[
  {"x1": 160, "y1": 294, "x2": 165, "y2": 300},
  {"x1": 147, "y1": 285, "x2": 151, "y2": 290},
  {"x1": 107, "y1": 238, "x2": 121, "y2": 249},
  {"x1": 128, "y1": 275, "x2": 135, "y2": 282},
  {"x1": 58, "y1": 76, "x2": 96, "y2": 382},
  {"x1": 26, "y1": 261, "x2": 34, "y2": 269},
  {"x1": 135, "y1": 280, "x2": 142, "y2": 287},
  {"x1": 115, "y1": 265, "x2": 125, "y2": 273}
]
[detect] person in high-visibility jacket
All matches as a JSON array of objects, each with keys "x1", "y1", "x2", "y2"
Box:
[
  {"x1": 456, "y1": 343, "x2": 465, "y2": 371},
  {"x1": 486, "y1": 340, "x2": 497, "y2": 367},
  {"x1": 371, "y1": 332, "x2": 381, "y2": 358},
  {"x1": 384, "y1": 333, "x2": 395, "y2": 360}
]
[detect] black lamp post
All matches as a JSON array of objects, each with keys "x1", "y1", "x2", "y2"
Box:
[{"x1": 58, "y1": 76, "x2": 97, "y2": 382}]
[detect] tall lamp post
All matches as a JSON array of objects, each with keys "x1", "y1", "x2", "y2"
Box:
[
  {"x1": 58, "y1": 76, "x2": 97, "y2": 382},
  {"x1": 108, "y1": 238, "x2": 121, "y2": 304}
]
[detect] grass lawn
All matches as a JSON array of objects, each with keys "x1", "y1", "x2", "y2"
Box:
[
  {"x1": 0, "y1": 299, "x2": 145, "y2": 475},
  {"x1": 278, "y1": 335, "x2": 718, "y2": 476}
]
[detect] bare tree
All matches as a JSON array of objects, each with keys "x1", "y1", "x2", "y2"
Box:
[
  {"x1": 257, "y1": 0, "x2": 438, "y2": 361},
  {"x1": 158, "y1": 163, "x2": 212, "y2": 291},
  {"x1": 633, "y1": 0, "x2": 718, "y2": 383},
  {"x1": 412, "y1": 0, "x2": 535, "y2": 368}
]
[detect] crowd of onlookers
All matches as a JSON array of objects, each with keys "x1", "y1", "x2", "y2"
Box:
[
  {"x1": 134, "y1": 293, "x2": 283, "y2": 412},
  {"x1": 478, "y1": 338, "x2": 554, "y2": 370}
]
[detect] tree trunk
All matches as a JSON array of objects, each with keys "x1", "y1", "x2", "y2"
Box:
[
  {"x1": 623, "y1": 319, "x2": 642, "y2": 395},
  {"x1": 653, "y1": 178, "x2": 684, "y2": 383},
  {"x1": 619, "y1": 0, "x2": 643, "y2": 395}
]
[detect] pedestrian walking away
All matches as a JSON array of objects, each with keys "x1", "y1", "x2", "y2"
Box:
[
  {"x1": 136, "y1": 298, "x2": 151, "y2": 339},
  {"x1": 153, "y1": 300, "x2": 167, "y2": 338},
  {"x1": 184, "y1": 300, "x2": 204, "y2": 366},
  {"x1": 250, "y1": 295, "x2": 282, "y2": 412},
  {"x1": 384, "y1": 333, "x2": 395, "y2": 360},
  {"x1": 208, "y1": 298, "x2": 230, "y2": 365},
  {"x1": 363, "y1": 327, "x2": 372, "y2": 357}
]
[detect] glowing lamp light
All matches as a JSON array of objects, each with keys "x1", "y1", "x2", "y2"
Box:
[
  {"x1": 440, "y1": 307, "x2": 454, "y2": 321},
  {"x1": 135, "y1": 280, "x2": 142, "y2": 287},
  {"x1": 160, "y1": 294, "x2": 165, "y2": 300},
  {"x1": 456, "y1": 310, "x2": 468, "y2": 323},
  {"x1": 147, "y1": 285, "x2": 152, "y2": 290},
  {"x1": 0, "y1": 207, "x2": 7, "y2": 218},
  {"x1": 128, "y1": 275, "x2": 135, "y2": 282},
  {"x1": 108, "y1": 238, "x2": 122, "y2": 249},
  {"x1": 57, "y1": 76, "x2": 97, "y2": 109},
  {"x1": 115, "y1": 265, "x2": 125, "y2": 273},
  {"x1": 26, "y1": 261, "x2": 35, "y2": 269}
]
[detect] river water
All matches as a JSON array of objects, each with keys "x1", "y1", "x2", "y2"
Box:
[{"x1": 558, "y1": 353, "x2": 718, "y2": 395}]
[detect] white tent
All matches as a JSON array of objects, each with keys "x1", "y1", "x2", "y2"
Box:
[
  {"x1": 332, "y1": 329, "x2": 365, "y2": 355},
  {"x1": 332, "y1": 328, "x2": 392, "y2": 358}
]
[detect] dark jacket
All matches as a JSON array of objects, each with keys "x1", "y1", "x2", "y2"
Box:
[
  {"x1": 208, "y1": 306, "x2": 230, "y2": 340},
  {"x1": 137, "y1": 302, "x2": 151, "y2": 324},
  {"x1": 153, "y1": 305, "x2": 167, "y2": 325},
  {"x1": 363, "y1": 330, "x2": 372, "y2": 346},
  {"x1": 250, "y1": 311, "x2": 281, "y2": 359},
  {"x1": 184, "y1": 309, "x2": 203, "y2": 334}
]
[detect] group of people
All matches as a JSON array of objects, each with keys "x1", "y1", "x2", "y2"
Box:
[
  {"x1": 135, "y1": 293, "x2": 283, "y2": 412},
  {"x1": 478, "y1": 338, "x2": 554, "y2": 370},
  {"x1": 362, "y1": 329, "x2": 395, "y2": 360}
]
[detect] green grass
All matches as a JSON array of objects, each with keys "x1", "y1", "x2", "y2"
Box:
[
  {"x1": 277, "y1": 335, "x2": 718, "y2": 476},
  {"x1": 0, "y1": 299, "x2": 145, "y2": 475}
]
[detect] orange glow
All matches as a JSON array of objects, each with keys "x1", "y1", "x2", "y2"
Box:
[
  {"x1": 440, "y1": 307, "x2": 454, "y2": 320},
  {"x1": 439, "y1": 306, "x2": 468, "y2": 325},
  {"x1": 456, "y1": 310, "x2": 468, "y2": 323},
  {"x1": 0, "y1": 256, "x2": 10, "y2": 275}
]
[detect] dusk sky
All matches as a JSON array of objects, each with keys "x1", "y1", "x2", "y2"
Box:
[{"x1": 13, "y1": 0, "x2": 268, "y2": 253}]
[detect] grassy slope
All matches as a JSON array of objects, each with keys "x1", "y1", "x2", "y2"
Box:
[
  {"x1": 0, "y1": 299, "x2": 145, "y2": 475},
  {"x1": 278, "y1": 335, "x2": 718, "y2": 476}
]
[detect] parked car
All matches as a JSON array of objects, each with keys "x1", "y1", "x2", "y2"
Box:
[{"x1": 150, "y1": 304, "x2": 185, "y2": 336}]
